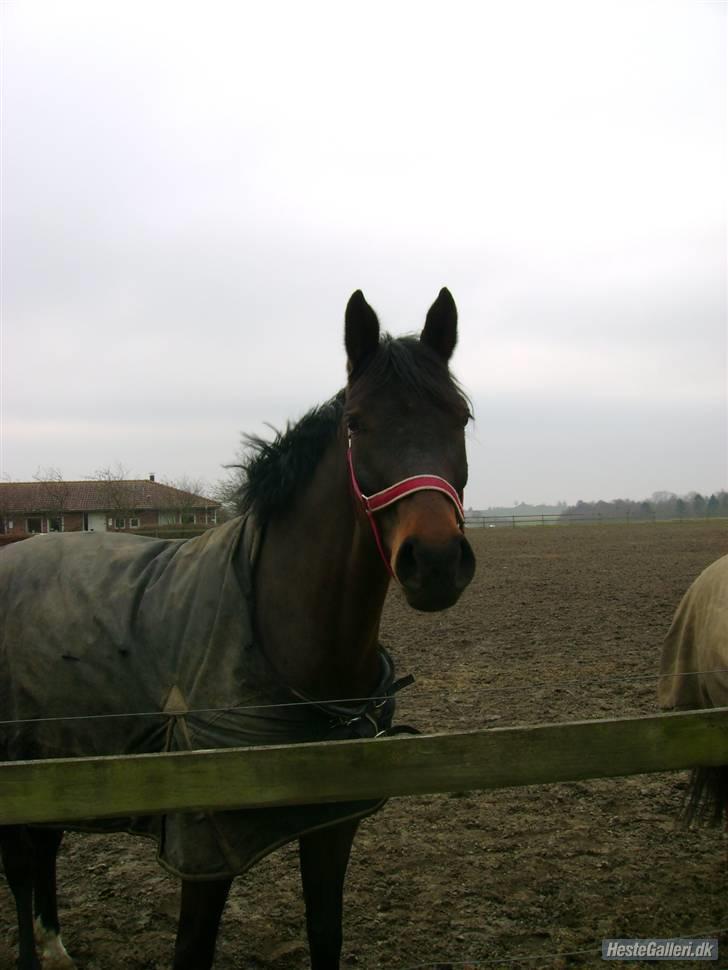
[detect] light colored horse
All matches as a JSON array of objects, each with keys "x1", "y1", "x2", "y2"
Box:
[{"x1": 660, "y1": 553, "x2": 728, "y2": 825}]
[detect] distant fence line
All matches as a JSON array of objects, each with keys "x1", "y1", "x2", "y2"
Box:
[{"x1": 464, "y1": 511, "x2": 728, "y2": 529}]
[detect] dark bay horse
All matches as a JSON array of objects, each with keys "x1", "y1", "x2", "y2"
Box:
[{"x1": 0, "y1": 288, "x2": 475, "y2": 969}]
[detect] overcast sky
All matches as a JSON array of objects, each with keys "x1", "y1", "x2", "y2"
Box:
[{"x1": 1, "y1": 1, "x2": 726, "y2": 507}]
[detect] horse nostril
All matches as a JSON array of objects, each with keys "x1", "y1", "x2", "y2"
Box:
[
  {"x1": 395, "y1": 534, "x2": 475, "y2": 592},
  {"x1": 456, "y1": 535, "x2": 476, "y2": 589},
  {"x1": 395, "y1": 537, "x2": 420, "y2": 587}
]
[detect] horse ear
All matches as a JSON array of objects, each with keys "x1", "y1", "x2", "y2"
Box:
[
  {"x1": 421, "y1": 287, "x2": 458, "y2": 361},
  {"x1": 345, "y1": 290, "x2": 380, "y2": 374}
]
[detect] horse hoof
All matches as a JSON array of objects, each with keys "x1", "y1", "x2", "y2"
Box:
[
  {"x1": 42, "y1": 958, "x2": 76, "y2": 970},
  {"x1": 34, "y1": 920, "x2": 75, "y2": 970},
  {"x1": 40, "y1": 946, "x2": 75, "y2": 970}
]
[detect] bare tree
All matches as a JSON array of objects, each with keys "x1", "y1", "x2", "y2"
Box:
[
  {"x1": 212, "y1": 472, "x2": 240, "y2": 521},
  {"x1": 160, "y1": 476, "x2": 218, "y2": 525},
  {"x1": 33, "y1": 467, "x2": 70, "y2": 531},
  {"x1": 0, "y1": 475, "x2": 14, "y2": 533},
  {"x1": 88, "y1": 463, "x2": 137, "y2": 523},
  {"x1": 217, "y1": 437, "x2": 254, "y2": 518}
]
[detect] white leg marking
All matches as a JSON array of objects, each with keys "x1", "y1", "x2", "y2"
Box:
[{"x1": 34, "y1": 916, "x2": 75, "y2": 969}]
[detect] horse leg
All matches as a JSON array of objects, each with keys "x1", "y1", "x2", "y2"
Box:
[
  {"x1": 31, "y1": 829, "x2": 74, "y2": 970},
  {"x1": 0, "y1": 826, "x2": 41, "y2": 970},
  {"x1": 299, "y1": 819, "x2": 359, "y2": 970},
  {"x1": 172, "y1": 877, "x2": 232, "y2": 970}
]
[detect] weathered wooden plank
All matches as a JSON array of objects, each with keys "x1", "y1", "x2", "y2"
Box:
[{"x1": 1, "y1": 708, "x2": 727, "y2": 825}]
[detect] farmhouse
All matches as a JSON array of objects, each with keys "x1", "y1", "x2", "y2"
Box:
[{"x1": 0, "y1": 477, "x2": 221, "y2": 536}]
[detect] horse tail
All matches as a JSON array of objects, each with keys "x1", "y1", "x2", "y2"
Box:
[{"x1": 681, "y1": 766, "x2": 728, "y2": 826}]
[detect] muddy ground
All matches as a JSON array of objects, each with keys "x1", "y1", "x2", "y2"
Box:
[{"x1": 3, "y1": 521, "x2": 728, "y2": 969}]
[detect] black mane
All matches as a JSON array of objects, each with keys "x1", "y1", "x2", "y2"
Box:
[
  {"x1": 233, "y1": 335, "x2": 471, "y2": 524},
  {"x1": 231, "y1": 393, "x2": 345, "y2": 522}
]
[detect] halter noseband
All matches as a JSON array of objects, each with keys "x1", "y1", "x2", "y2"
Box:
[{"x1": 346, "y1": 436, "x2": 465, "y2": 579}]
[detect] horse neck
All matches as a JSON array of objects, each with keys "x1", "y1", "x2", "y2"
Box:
[{"x1": 251, "y1": 426, "x2": 390, "y2": 700}]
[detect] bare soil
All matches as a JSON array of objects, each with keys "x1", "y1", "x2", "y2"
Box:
[{"x1": 3, "y1": 521, "x2": 728, "y2": 970}]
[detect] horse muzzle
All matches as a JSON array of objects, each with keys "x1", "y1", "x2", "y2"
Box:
[
  {"x1": 393, "y1": 531, "x2": 476, "y2": 612},
  {"x1": 347, "y1": 440, "x2": 476, "y2": 607}
]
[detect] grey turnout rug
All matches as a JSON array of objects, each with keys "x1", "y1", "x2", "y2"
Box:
[
  {"x1": 0, "y1": 517, "x2": 399, "y2": 879},
  {"x1": 659, "y1": 553, "x2": 728, "y2": 711}
]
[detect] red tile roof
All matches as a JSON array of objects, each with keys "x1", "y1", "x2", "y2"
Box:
[{"x1": 0, "y1": 481, "x2": 220, "y2": 513}]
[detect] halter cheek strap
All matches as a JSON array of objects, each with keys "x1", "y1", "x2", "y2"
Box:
[{"x1": 347, "y1": 437, "x2": 465, "y2": 579}]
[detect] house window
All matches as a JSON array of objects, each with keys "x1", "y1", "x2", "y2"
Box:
[
  {"x1": 160, "y1": 511, "x2": 177, "y2": 525},
  {"x1": 207, "y1": 510, "x2": 217, "y2": 525},
  {"x1": 27, "y1": 517, "x2": 43, "y2": 534},
  {"x1": 181, "y1": 512, "x2": 196, "y2": 525},
  {"x1": 114, "y1": 517, "x2": 126, "y2": 530},
  {"x1": 128, "y1": 517, "x2": 140, "y2": 529},
  {"x1": 48, "y1": 516, "x2": 64, "y2": 533}
]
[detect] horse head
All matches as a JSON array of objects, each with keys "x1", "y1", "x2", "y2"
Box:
[{"x1": 344, "y1": 288, "x2": 476, "y2": 611}]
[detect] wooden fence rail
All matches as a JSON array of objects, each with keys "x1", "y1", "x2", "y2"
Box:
[{"x1": 1, "y1": 708, "x2": 727, "y2": 826}]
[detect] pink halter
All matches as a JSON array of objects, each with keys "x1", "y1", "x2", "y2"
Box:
[{"x1": 347, "y1": 436, "x2": 465, "y2": 578}]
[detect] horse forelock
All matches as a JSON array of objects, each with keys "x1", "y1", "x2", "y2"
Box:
[
  {"x1": 346, "y1": 335, "x2": 472, "y2": 424},
  {"x1": 232, "y1": 335, "x2": 472, "y2": 526}
]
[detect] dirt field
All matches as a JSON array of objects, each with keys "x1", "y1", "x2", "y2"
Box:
[{"x1": 3, "y1": 521, "x2": 728, "y2": 969}]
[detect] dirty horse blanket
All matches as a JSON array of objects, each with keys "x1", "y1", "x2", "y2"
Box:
[
  {"x1": 0, "y1": 517, "x2": 398, "y2": 879},
  {"x1": 659, "y1": 553, "x2": 728, "y2": 711}
]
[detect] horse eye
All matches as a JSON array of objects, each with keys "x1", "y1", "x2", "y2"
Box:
[{"x1": 346, "y1": 414, "x2": 361, "y2": 433}]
